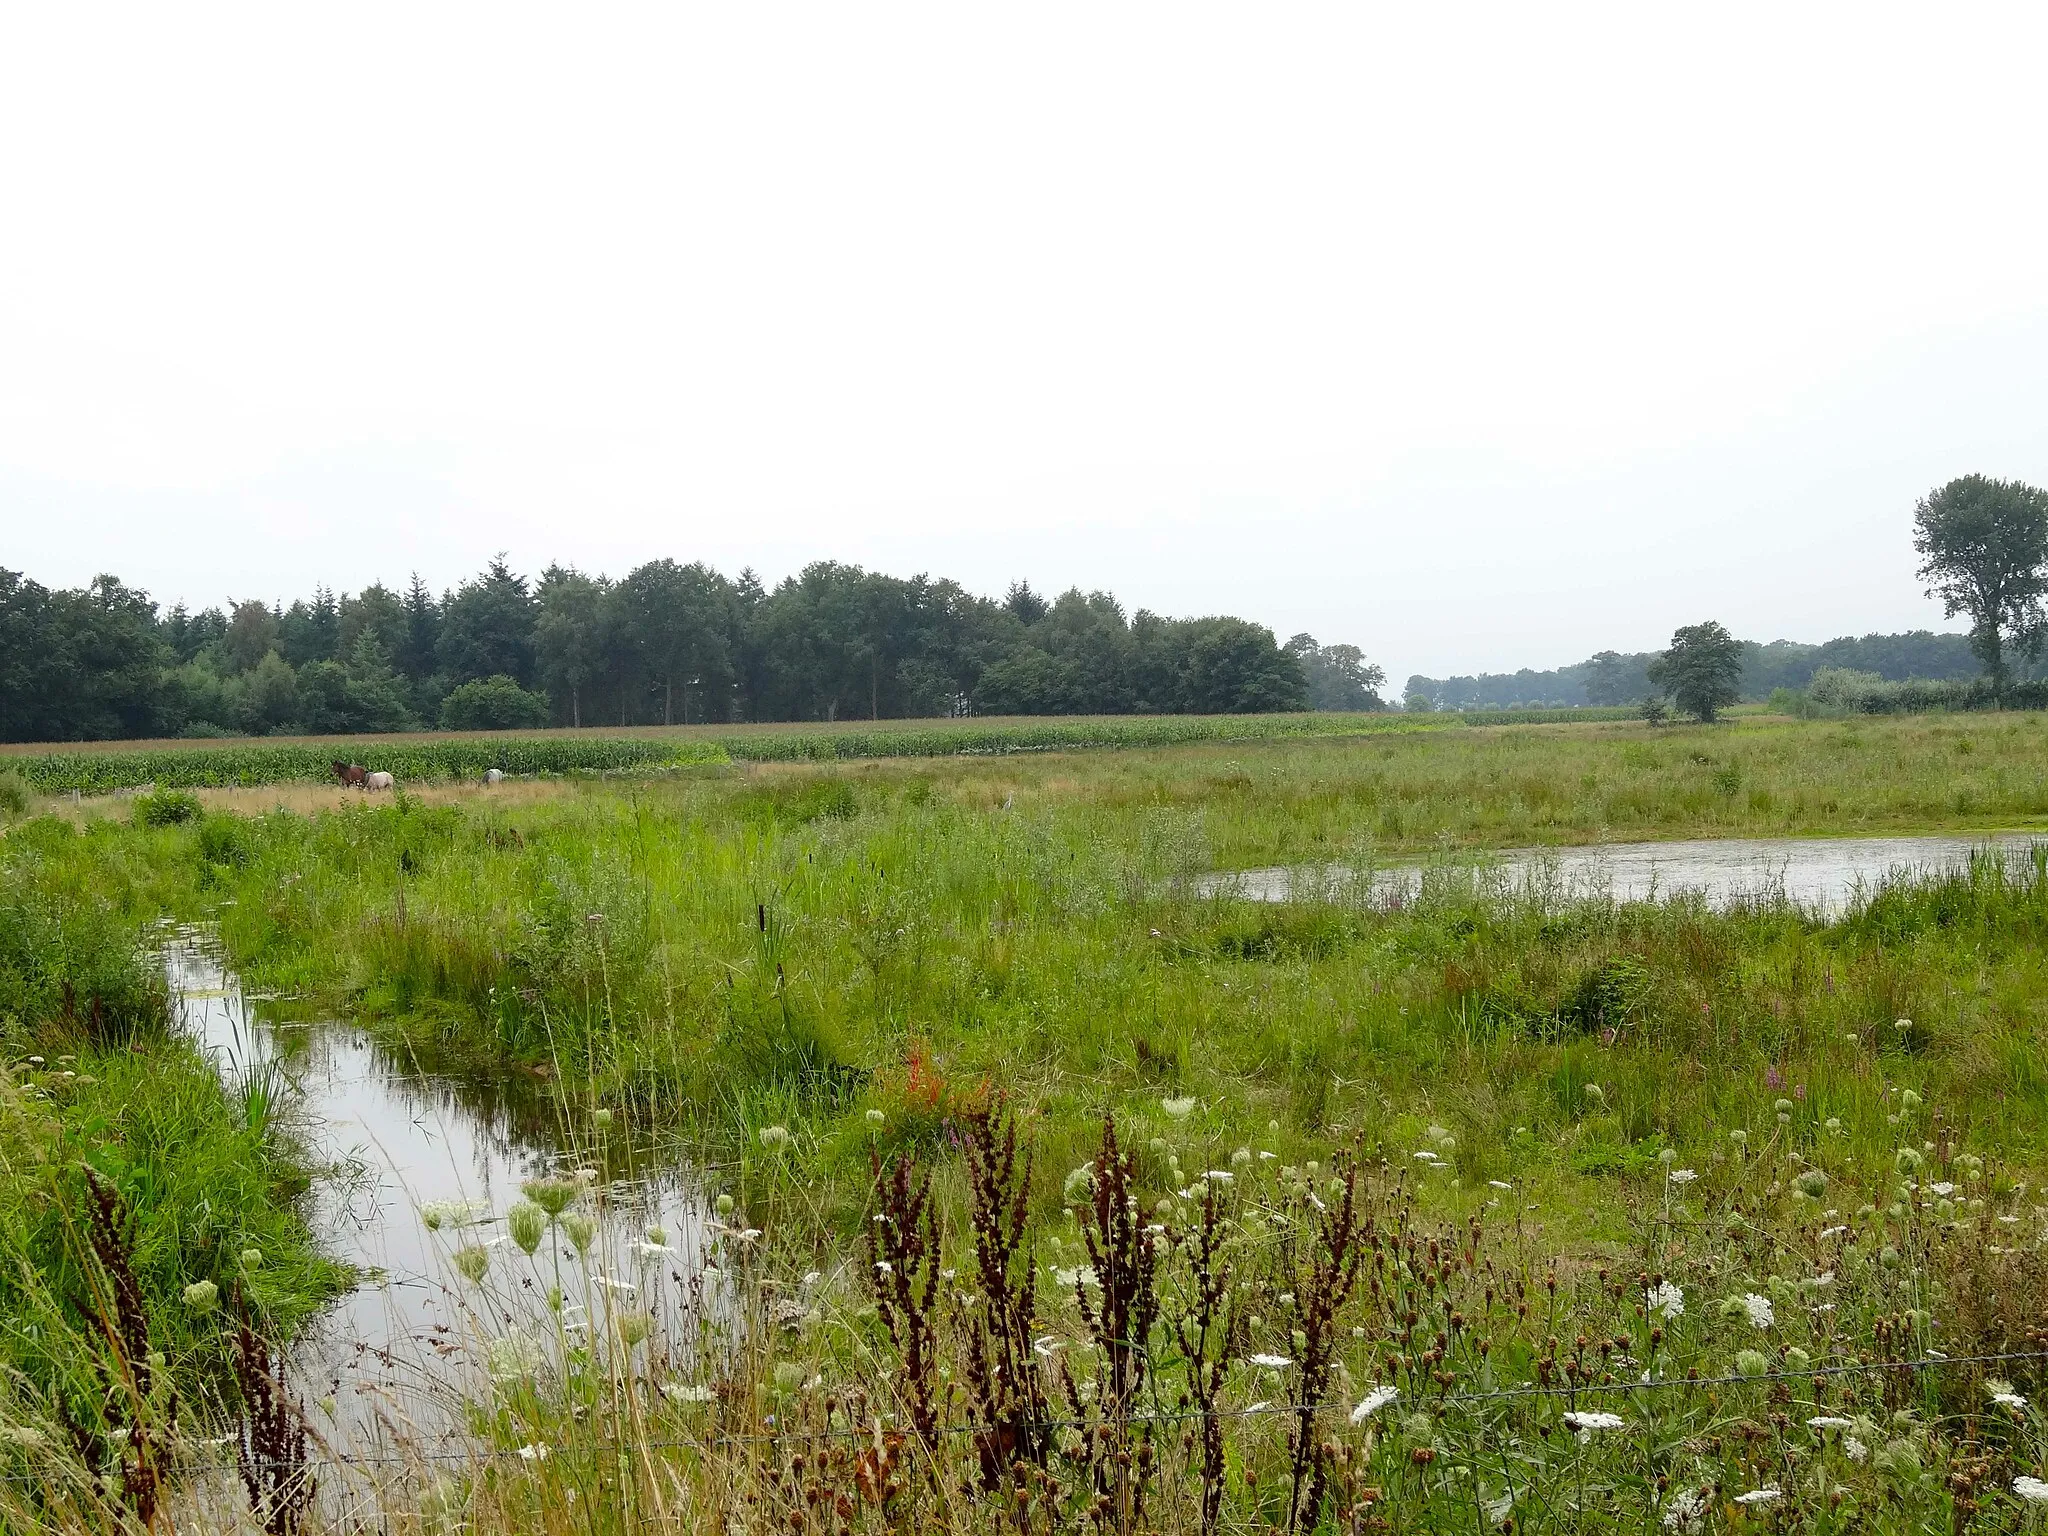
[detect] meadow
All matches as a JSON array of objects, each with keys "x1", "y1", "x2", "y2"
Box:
[{"x1": 5, "y1": 712, "x2": 2048, "y2": 1531}]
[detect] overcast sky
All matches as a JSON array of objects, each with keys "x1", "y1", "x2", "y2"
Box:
[{"x1": 5, "y1": 5, "x2": 2045, "y2": 684}]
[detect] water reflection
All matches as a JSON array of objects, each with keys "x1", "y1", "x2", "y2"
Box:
[
  {"x1": 1208, "y1": 832, "x2": 2048, "y2": 915},
  {"x1": 165, "y1": 933, "x2": 714, "y2": 1458}
]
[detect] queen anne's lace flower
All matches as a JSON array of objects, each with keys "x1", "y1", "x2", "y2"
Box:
[
  {"x1": 2015, "y1": 1475, "x2": 2048, "y2": 1504},
  {"x1": 1647, "y1": 1281, "x2": 1684, "y2": 1320},
  {"x1": 1733, "y1": 1487, "x2": 1781, "y2": 1505},
  {"x1": 1740, "y1": 1292, "x2": 1775, "y2": 1329},
  {"x1": 1661, "y1": 1488, "x2": 1708, "y2": 1533},
  {"x1": 1350, "y1": 1385, "x2": 1397, "y2": 1424}
]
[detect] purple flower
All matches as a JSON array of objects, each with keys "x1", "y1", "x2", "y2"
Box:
[{"x1": 1764, "y1": 1065, "x2": 1783, "y2": 1091}]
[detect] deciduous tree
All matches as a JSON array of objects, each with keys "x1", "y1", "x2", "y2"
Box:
[{"x1": 1912, "y1": 474, "x2": 2048, "y2": 697}]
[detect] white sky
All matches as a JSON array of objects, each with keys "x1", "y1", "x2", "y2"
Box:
[{"x1": 5, "y1": 4, "x2": 2046, "y2": 684}]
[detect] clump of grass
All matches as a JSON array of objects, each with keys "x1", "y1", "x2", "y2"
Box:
[
  {"x1": 133, "y1": 788, "x2": 202, "y2": 827},
  {"x1": 0, "y1": 768, "x2": 33, "y2": 819}
]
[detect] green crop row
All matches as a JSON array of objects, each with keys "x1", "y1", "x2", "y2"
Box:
[
  {"x1": 9, "y1": 737, "x2": 732, "y2": 794},
  {"x1": 5, "y1": 707, "x2": 1639, "y2": 793}
]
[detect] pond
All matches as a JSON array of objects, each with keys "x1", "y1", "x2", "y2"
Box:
[
  {"x1": 1206, "y1": 831, "x2": 2048, "y2": 914},
  {"x1": 166, "y1": 932, "x2": 718, "y2": 1462}
]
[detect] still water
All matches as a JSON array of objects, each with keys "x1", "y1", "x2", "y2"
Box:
[
  {"x1": 1208, "y1": 831, "x2": 2048, "y2": 914},
  {"x1": 166, "y1": 932, "x2": 715, "y2": 1459}
]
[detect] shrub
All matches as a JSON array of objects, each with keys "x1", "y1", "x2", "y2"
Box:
[
  {"x1": 133, "y1": 789, "x2": 202, "y2": 827},
  {"x1": 438, "y1": 677, "x2": 550, "y2": 732},
  {"x1": 0, "y1": 770, "x2": 31, "y2": 819}
]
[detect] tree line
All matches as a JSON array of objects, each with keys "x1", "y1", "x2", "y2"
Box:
[
  {"x1": 1404, "y1": 474, "x2": 2048, "y2": 715},
  {"x1": 0, "y1": 559, "x2": 1388, "y2": 743},
  {"x1": 1403, "y1": 630, "x2": 1983, "y2": 712}
]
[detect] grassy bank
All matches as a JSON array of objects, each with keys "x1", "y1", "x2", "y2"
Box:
[{"x1": 0, "y1": 819, "x2": 345, "y2": 1521}]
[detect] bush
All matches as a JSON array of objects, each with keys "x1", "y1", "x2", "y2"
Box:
[
  {"x1": 133, "y1": 789, "x2": 202, "y2": 827},
  {"x1": 438, "y1": 676, "x2": 551, "y2": 732}
]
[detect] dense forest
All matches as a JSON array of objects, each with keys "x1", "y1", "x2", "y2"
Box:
[
  {"x1": 0, "y1": 560, "x2": 1388, "y2": 743},
  {"x1": 1405, "y1": 631, "x2": 1984, "y2": 711}
]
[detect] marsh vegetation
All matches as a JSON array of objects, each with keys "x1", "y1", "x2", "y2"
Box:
[{"x1": 9, "y1": 714, "x2": 2048, "y2": 1529}]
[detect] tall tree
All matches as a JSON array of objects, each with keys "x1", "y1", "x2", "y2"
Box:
[
  {"x1": 615, "y1": 560, "x2": 736, "y2": 725},
  {"x1": 1284, "y1": 635, "x2": 1386, "y2": 711},
  {"x1": 1647, "y1": 620, "x2": 1744, "y2": 722},
  {"x1": 534, "y1": 565, "x2": 610, "y2": 728},
  {"x1": 1912, "y1": 475, "x2": 2048, "y2": 696},
  {"x1": 223, "y1": 600, "x2": 281, "y2": 674},
  {"x1": 438, "y1": 558, "x2": 539, "y2": 688},
  {"x1": 398, "y1": 574, "x2": 442, "y2": 682}
]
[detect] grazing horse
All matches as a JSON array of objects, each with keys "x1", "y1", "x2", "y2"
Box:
[
  {"x1": 364, "y1": 771, "x2": 395, "y2": 792},
  {"x1": 332, "y1": 761, "x2": 368, "y2": 788},
  {"x1": 483, "y1": 768, "x2": 505, "y2": 786}
]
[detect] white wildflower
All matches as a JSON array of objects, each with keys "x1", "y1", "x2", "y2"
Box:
[
  {"x1": 485, "y1": 1332, "x2": 545, "y2": 1384},
  {"x1": 1350, "y1": 1385, "x2": 1398, "y2": 1423},
  {"x1": 517, "y1": 1443, "x2": 549, "y2": 1462},
  {"x1": 1562, "y1": 1410, "x2": 1625, "y2": 1440},
  {"x1": 1647, "y1": 1281, "x2": 1684, "y2": 1320},
  {"x1": 1488, "y1": 1180, "x2": 1514, "y2": 1190},
  {"x1": 1993, "y1": 1391, "x2": 2028, "y2": 1411},
  {"x1": 1249, "y1": 1353, "x2": 1293, "y2": 1369},
  {"x1": 2016, "y1": 1475, "x2": 2048, "y2": 1503},
  {"x1": 1820, "y1": 1225, "x2": 1849, "y2": 1239},
  {"x1": 1662, "y1": 1487, "x2": 1708, "y2": 1533},
  {"x1": 1161, "y1": 1096, "x2": 1197, "y2": 1118},
  {"x1": 662, "y1": 1383, "x2": 714, "y2": 1404},
  {"x1": 1733, "y1": 1487, "x2": 1781, "y2": 1505},
  {"x1": 1740, "y1": 1292, "x2": 1774, "y2": 1330},
  {"x1": 1667, "y1": 1168, "x2": 1698, "y2": 1185},
  {"x1": 1807, "y1": 1415, "x2": 1853, "y2": 1431},
  {"x1": 1032, "y1": 1335, "x2": 1064, "y2": 1358},
  {"x1": 1844, "y1": 1435, "x2": 1869, "y2": 1463}
]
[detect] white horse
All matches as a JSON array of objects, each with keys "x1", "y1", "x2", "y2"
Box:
[
  {"x1": 364, "y1": 771, "x2": 395, "y2": 792},
  {"x1": 483, "y1": 768, "x2": 505, "y2": 786}
]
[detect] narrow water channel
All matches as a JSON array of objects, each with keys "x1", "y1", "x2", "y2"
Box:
[
  {"x1": 166, "y1": 931, "x2": 716, "y2": 1461},
  {"x1": 1209, "y1": 831, "x2": 2048, "y2": 914}
]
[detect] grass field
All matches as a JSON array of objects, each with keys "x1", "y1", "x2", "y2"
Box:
[{"x1": 6, "y1": 711, "x2": 2048, "y2": 1530}]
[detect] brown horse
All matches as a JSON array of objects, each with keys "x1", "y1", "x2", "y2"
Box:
[{"x1": 332, "y1": 761, "x2": 368, "y2": 788}]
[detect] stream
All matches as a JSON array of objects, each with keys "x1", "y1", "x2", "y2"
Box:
[{"x1": 166, "y1": 932, "x2": 716, "y2": 1463}]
